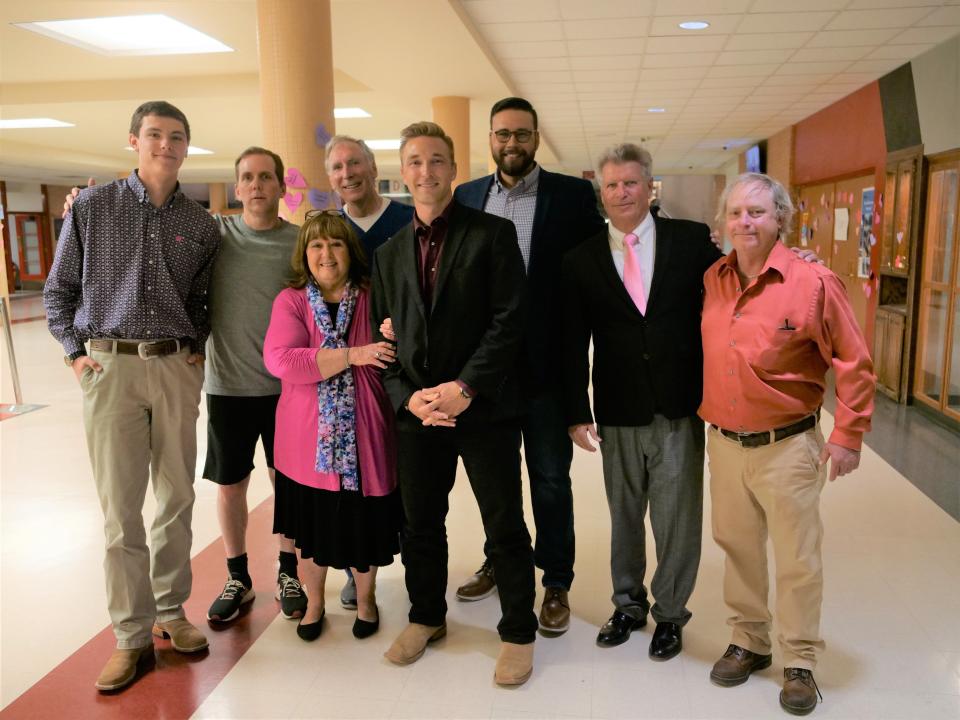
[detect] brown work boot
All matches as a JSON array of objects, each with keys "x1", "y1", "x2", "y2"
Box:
[
  {"x1": 709, "y1": 644, "x2": 773, "y2": 687},
  {"x1": 780, "y1": 668, "x2": 821, "y2": 715},
  {"x1": 494, "y1": 641, "x2": 534, "y2": 686},
  {"x1": 538, "y1": 587, "x2": 570, "y2": 635},
  {"x1": 383, "y1": 623, "x2": 446, "y2": 665},
  {"x1": 94, "y1": 644, "x2": 155, "y2": 691},
  {"x1": 456, "y1": 559, "x2": 496, "y2": 601},
  {"x1": 152, "y1": 617, "x2": 209, "y2": 653}
]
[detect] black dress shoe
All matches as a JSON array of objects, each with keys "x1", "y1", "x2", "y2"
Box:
[
  {"x1": 648, "y1": 621, "x2": 682, "y2": 661},
  {"x1": 353, "y1": 606, "x2": 380, "y2": 639},
  {"x1": 596, "y1": 610, "x2": 647, "y2": 647},
  {"x1": 297, "y1": 609, "x2": 325, "y2": 641}
]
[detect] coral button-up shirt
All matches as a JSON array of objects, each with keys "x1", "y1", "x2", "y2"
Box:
[{"x1": 699, "y1": 241, "x2": 875, "y2": 451}]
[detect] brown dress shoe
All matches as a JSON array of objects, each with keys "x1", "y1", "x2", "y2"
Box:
[
  {"x1": 383, "y1": 623, "x2": 446, "y2": 665},
  {"x1": 780, "y1": 668, "x2": 821, "y2": 715},
  {"x1": 709, "y1": 644, "x2": 772, "y2": 687},
  {"x1": 94, "y1": 644, "x2": 154, "y2": 691},
  {"x1": 538, "y1": 587, "x2": 570, "y2": 635},
  {"x1": 494, "y1": 641, "x2": 533, "y2": 685},
  {"x1": 455, "y1": 560, "x2": 496, "y2": 601},
  {"x1": 152, "y1": 617, "x2": 209, "y2": 653}
]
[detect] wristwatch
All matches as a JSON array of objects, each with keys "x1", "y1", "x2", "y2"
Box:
[
  {"x1": 64, "y1": 350, "x2": 86, "y2": 367},
  {"x1": 458, "y1": 386, "x2": 474, "y2": 400}
]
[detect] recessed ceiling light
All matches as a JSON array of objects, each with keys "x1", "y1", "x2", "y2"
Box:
[
  {"x1": 125, "y1": 145, "x2": 214, "y2": 155},
  {"x1": 647, "y1": 108, "x2": 667, "y2": 113},
  {"x1": 366, "y1": 139, "x2": 402, "y2": 150},
  {"x1": 334, "y1": 107, "x2": 372, "y2": 119},
  {"x1": 679, "y1": 21, "x2": 710, "y2": 30},
  {"x1": 0, "y1": 118, "x2": 74, "y2": 129},
  {"x1": 14, "y1": 14, "x2": 233, "y2": 56}
]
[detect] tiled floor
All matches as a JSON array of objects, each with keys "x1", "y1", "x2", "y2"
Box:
[{"x1": 1, "y1": 317, "x2": 958, "y2": 719}]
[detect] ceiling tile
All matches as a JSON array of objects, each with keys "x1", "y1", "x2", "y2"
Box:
[
  {"x1": 569, "y1": 55, "x2": 644, "y2": 69},
  {"x1": 825, "y1": 8, "x2": 934, "y2": 30},
  {"x1": 643, "y1": 52, "x2": 719, "y2": 68},
  {"x1": 736, "y1": 12, "x2": 835, "y2": 33},
  {"x1": 722, "y1": 32, "x2": 813, "y2": 50},
  {"x1": 645, "y1": 35, "x2": 728, "y2": 53},
  {"x1": 518, "y1": 82, "x2": 577, "y2": 93},
  {"x1": 575, "y1": 82, "x2": 638, "y2": 93},
  {"x1": 461, "y1": 0, "x2": 560, "y2": 24},
  {"x1": 828, "y1": 72, "x2": 884, "y2": 84},
  {"x1": 559, "y1": 0, "x2": 655, "y2": 20},
  {"x1": 845, "y1": 58, "x2": 904, "y2": 74},
  {"x1": 572, "y1": 69, "x2": 636, "y2": 82},
  {"x1": 649, "y1": 15, "x2": 744, "y2": 35},
  {"x1": 492, "y1": 40, "x2": 567, "y2": 58},
  {"x1": 775, "y1": 59, "x2": 851, "y2": 73},
  {"x1": 715, "y1": 49, "x2": 795, "y2": 65},
  {"x1": 501, "y1": 57, "x2": 571, "y2": 71},
  {"x1": 562, "y1": 18, "x2": 650, "y2": 40},
  {"x1": 705, "y1": 76, "x2": 772, "y2": 87},
  {"x1": 693, "y1": 87, "x2": 752, "y2": 98},
  {"x1": 480, "y1": 22, "x2": 564, "y2": 42},
  {"x1": 566, "y1": 38, "x2": 648, "y2": 56},
  {"x1": 804, "y1": 28, "x2": 900, "y2": 47},
  {"x1": 633, "y1": 77, "x2": 704, "y2": 89},
  {"x1": 789, "y1": 46, "x2": 871, "y2": 63},
  {"x1": 706, "y1": 64, "x2": 776, "y2": 78},
  {"x1": 847, "y1": 0, "x2": 953, "y2": 7},
  {"x1": 915, "y1": 6, "x2": 960, "y2": 25},
  {"x1": 633, "y1": 89, "x2": 697, "y2": 101},
  {"x1": 652, "y1": 0, "x2": 751, "y2": 14},
  {"x1": 892, "y1": 27, "x2": 960, "y2": 44},
  {"x1": 867, "y1": 43, "x2": 935, "y2": 60},
  {"x1": 750, "y1": 0, "x2": 847, "y2": 10},
  {"x1": 639, "y1": 66, "x2": 710, "y2": 80},
  {"x1": 511, "y1": 70, "x2": 573, "y2": 84}
]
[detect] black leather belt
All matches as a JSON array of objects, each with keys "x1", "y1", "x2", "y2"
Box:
[
  {"x1": 89, "y1": 338, "x2": 186, "y2": 359},
  {"x1": 713, "y1": 414, "x2": 817, "y2": 448}
]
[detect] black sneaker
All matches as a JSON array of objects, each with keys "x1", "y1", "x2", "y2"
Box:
[
  {"x1": 207, "y1": 578, "x2": 255, "y2": 622},
  {"x1": 276, "y1": 573, "x2": 307, "y2": 619}
]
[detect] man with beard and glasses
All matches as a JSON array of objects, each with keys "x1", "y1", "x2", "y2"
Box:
[{"x1": 453, "y1": 97, "x2": 606, "y2": 636}]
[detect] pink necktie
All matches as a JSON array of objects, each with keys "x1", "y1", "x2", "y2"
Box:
[{"x1": 622, "y1": 232, "x2": 647, "y2": 314}]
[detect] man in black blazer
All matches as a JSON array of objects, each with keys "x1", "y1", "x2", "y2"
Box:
[
  {"x1": 563, "y1": 143, "x2": 721, "y2": 662},
  {"x1": 371, "y1": 122, "x2": 537, "y2": 685},
  {"x1": 453, "y1": 98, "x2": 605, "y2": 634}
]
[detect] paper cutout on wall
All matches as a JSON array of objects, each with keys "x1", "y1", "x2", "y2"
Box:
[
  {"x1": 833, "y1": 208, "x2": 849, "y2": 241},
  {"x1": 856, "y1": 210, "x2": 862, "y2": 225},
  {"x1": 285, "y1": 168, "x2": 308, "y2": 189},
  {"x1": 284, "y1": 191, "x2": 304, "y2": 214},
  {"x1": 869, "y1": 233, "x2": 877, "y2": 246},
  {"x1": 308, "y1": 188, "x2": 333, "y2": 208},
  {"x1": 315, "y1": 123, "x2": 332, "y2": 148},
  {"x1": 820, "y1": 193, "x2": 825, "y2": 207},
  {"x1": 813, "y1": 218, "x2": 819, "y2": 232},
  {"x1": 863, "y1": 282, "x2": 872, "y2": 298}
]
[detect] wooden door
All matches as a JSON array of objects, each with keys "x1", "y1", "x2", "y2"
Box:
[
  {"x1": 13, "y1": 213, "x2": 47, "y2": 281},
  {"x1": 833, "y1": 174, "x2": 875, "y2": 332}
]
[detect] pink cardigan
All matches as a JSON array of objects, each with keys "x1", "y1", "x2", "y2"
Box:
[{"x1": 263, "y1": 286, "x2": 397, "y2": 496}]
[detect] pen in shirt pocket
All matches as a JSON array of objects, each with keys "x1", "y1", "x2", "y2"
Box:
[{"x1": 778, "y1": 317, "x2": 796, "y2": 331}]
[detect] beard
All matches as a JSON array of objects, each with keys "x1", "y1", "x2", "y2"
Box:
[{"x1": 496, "y1": 148, "x2": 536, "y2": 179}]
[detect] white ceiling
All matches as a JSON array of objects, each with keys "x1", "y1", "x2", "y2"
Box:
[{"x1": 1, "y1": 0, "x2": 958, "y2": 187}]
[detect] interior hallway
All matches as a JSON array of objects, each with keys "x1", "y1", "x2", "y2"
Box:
[{"x1": 1, "y1": 307, "x2": 958, "y2": 720}]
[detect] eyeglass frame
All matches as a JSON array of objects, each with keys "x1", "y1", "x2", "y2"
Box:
[{"x1": 490, "y1": 128, "x2": 537, "y2": 144}]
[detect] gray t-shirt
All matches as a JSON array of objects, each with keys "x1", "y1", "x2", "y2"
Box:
[{"x1": 204, "y1": 214, "x2": 298, "y2": 396}]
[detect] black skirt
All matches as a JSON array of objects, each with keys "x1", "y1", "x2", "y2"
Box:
[{"x1": 272, "y1": 469, "x2": 401, "y2": 572}]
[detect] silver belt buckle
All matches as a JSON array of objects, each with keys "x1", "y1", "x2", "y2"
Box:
[{"x1": 137, "y1": 338, "x2": 179, "y2": 360}]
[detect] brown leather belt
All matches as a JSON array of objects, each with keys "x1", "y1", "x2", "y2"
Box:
[
  {"x1": 713, "y1": 414, "x2": 817, "y2": 448},
  {"x1": 89, "y1": 338, "x2": 186, "y2": 360}
]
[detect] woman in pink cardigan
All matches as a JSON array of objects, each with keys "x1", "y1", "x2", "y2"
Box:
[{"x1": 264, "y1": 210, "x2": 399, "y2": 641}]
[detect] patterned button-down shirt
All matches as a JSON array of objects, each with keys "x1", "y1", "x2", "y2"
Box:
[
  {"x1": 44, "y1": 170, "x2": 220, "y2": 356},
  {"x1": 483, "y1": 164, "x2": 540, "y2": 270}
]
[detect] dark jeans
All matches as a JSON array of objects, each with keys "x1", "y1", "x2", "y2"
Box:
[
  {"x1": 398, "y1": 421, "x2": 537, "y2": 644},
  {"x1": 482, "y1": 390, "x2": 575, "y2": 590}
]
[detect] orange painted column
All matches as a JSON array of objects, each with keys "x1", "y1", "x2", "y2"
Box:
[
  {"x1": 432, "y1": 96, "x2": 470, "y2": 188},
  {"x1": 208, "y1": 183, "x2": 227, "y2": 214},
  {"x1": 256, "y1": 0, "x2": 337, "y2": 222}
]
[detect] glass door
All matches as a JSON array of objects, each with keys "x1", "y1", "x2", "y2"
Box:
[
  {"x1": 13, "y1": 214, "x2": 47, "y2": 281},
  {"x1": 914, "y1": 156, "x2": 960, "y2": 421}
]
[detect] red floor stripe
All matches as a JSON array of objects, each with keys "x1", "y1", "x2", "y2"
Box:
[{"x1": 1, "y1": 498, "x2": 282, "y2": 720}]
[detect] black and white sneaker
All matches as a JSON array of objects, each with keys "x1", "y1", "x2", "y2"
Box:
[
  {"x1": 207, "y1": 578, "x2": 255, "y2": 622},
  {"x1": 276, "y1": 573, "x2": 307, "y2": 619}
]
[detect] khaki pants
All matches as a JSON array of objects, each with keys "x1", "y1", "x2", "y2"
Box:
[
  {"x1": 708, "y1": 425, "x2": 826, "y2": 670},
  {"x1": 81, "y1": 346, "x2": 203, "y2": 649}
]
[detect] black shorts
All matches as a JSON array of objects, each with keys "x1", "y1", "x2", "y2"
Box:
[{"x1": 203, "y1": 394, "x2": 280, "y2": 485}]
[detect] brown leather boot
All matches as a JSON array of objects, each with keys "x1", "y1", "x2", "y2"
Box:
[
  {"x1": 383, "y1": 623, "x2": 446, "y2": 665},
  {"x1": 779, "y1": 668, "x2": 821, "y2": 715},
  {"x1": 494, "y1": 641, "x2": 534, "y2": 685},
  {"x1": 538, "y1": 588, "x2": 570, "y2": 635},
  {"x1": 709, "y1": 644, "x2": 772, "y2": 687},
  {"x1": 94, "y1": 644, "x2": 154, "y2": 691},
  {"x1": 455, "y1": 560, "x2": 496, "y2": 601},
  {"x1": 152, "y1": 617, "x2": 209, "y2": 653}
]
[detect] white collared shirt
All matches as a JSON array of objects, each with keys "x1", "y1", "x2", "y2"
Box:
[{"x1": 608, "y1": 211, "x2": 656, "y2": 300}]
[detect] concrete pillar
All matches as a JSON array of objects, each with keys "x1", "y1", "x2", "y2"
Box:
[
  {"x1": 432, "y1": 96, "x2": 469, "y2": 187},
  {"x1": 257, "y1": 0, "x2": 337, "y2": 222}
]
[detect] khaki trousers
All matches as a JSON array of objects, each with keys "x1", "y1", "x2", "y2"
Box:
[
  {"x1": 81, "y1": 346, "x2": 203, "y2": 648},
  {"x1": 707, "y1": 425, "x2": 827, "y2": 670}
]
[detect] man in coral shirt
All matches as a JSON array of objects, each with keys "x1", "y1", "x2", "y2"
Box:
[{"x1": 699, "y1": 173, "x2": 875, "y2": 716}]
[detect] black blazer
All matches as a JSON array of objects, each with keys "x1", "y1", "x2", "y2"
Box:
[
  {"x1": 370, "y1": 201, "x2": 527, "y2": 430},
  {"x1": 562, "y1": 216, "x2": 721, "y2": 427},
  {"x1": 455, "y1": 168, "x2": 605, "y2": 395}
]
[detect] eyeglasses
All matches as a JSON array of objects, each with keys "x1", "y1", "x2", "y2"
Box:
[
  {"x1": 304, "y1": 208, "x2": 344, "y2": 219},
  {"x1": 491, "y1": 129, "x2": 535, "y2": 143}
]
